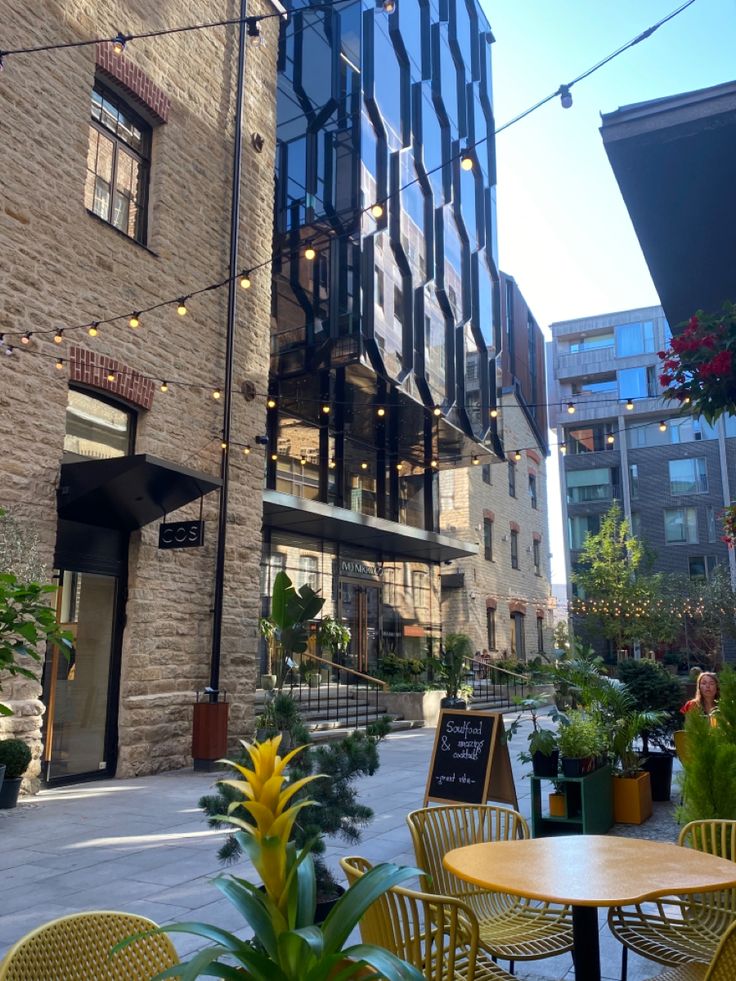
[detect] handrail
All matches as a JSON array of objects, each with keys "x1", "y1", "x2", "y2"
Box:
[
  {"x1": 300, "y1": 650, "x2": 388, "y2": 690},
  {"x1": 462, "y1": 655, "x2": 529, "y2": 684}
]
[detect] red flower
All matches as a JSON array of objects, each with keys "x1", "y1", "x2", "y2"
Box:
[
  {"x1": 659, "y1": 373, "x2": 673, "y2": 386},
  {"x1": 657, "y1": 351, "x2": 666, "y2": 359},
  {"x1": 688, "y1": 315, "x2": 700, "y2": 330}
]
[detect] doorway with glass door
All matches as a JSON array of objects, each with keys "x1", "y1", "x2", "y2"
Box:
[
  {"x1": 339, "y1": 580, "x2": 381, "y2": 676},
  {"x1": 42, "y1": 567, "x2": 123, "y2": 782}
]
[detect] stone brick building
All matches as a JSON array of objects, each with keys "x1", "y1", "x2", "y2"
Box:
[
  {"x1": 440, "y1": 274, "x2": 554, "y2": 659},
  {"x1": 0, "y1": 0, "x2": 281, "y2": 785}
]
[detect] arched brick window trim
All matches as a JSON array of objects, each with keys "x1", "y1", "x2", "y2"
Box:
[
  {"x1": 532, "y1": 531, "x2": 542, "y2": 542},
  {"x1": 536, "y1": 609, "x2": 546, "y2": 620},
  {"x1": 486, "y1": 597, "x2": 497, "y2": 610},
  {"x1": 526, "y1": 449, "x2": 541, "y2": 464},
  {"x1": 510, "y1": 521, "x2": 520, "y2": 533},
  {"x1": 483, "y1": 509, "x2": 495, "y2": 521},
  {"x1": 95, "y1": 44, "x2": 170, "y2": 123},
  {"x1": 69, "y1": 346, "x2": 154, "y2": 410},
  {"x1": 508, "y1": 599, "x2": 527, "y2": 615},
  {"x1": 528, "y1": 466, "x2": 537, "y2": 477}
]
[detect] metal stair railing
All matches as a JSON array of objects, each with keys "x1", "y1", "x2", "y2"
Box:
[
  {"x1": 463, "y1": 656, "x2": 529, "y2": 708},
  {"x1": 281, "y1": 652, "x2": 388, "y2": 731}
]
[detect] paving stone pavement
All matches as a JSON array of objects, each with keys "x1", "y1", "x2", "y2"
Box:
[{"x1": 0, "y1": 716, "x2": 686, "y2": 979}]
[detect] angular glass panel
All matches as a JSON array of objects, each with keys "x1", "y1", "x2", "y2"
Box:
[
  {"x1": 421, "y1": 85, "x2": 445, "y2": 202},
  {"x1": 444, "y1": 209, "x2": 463, "y2": 322},
  {"x1": 438, "y1": 26, "x2": 459, "y2": 128},
  {"x1": 424, "y1": 288, "x2": 446, "y2": 402},
  {"x1": 373, "y1": 22, "x2": 403, "y2": 150},
  {"x1": 464, "y1": 323, "x2": 482, "y2": 434}
]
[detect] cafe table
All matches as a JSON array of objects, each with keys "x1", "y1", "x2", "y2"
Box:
[{"x1": 444, "y1": 835, "x2": 736, "y2": 981}]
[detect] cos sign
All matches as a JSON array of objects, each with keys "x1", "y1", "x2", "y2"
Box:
[{"x1": 158, "y1": 520, "x2": 205, "y2": 550}]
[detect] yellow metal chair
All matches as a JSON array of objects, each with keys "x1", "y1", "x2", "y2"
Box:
[
  {"x1": 0, "y1": 910, "x2": 180, "y2": 980},
  {"x1": 608, "y1": 820, "x2": 736, "y2": 980},
  {"x1": 340, "y1": 855, "x2": 514, "y2": 980},
  {"x1": 406, "y1": 804, "x2": 574, "y2": 967},
  {"x1": 647, "y1": 918, "x2": 736, "y2": 980}
]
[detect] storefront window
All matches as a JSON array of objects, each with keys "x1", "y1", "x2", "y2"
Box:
[{"x1": 64, "y1": 389, "x2": 133, "y2": 460}]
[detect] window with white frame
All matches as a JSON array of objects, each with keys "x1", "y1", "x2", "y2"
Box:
[
  {"x1": 614, "y1": 321, "x2": 655, "y2": 357},
  {"x1": 664, "y1": 507, "x2": 698, "y2": 544},
  {"x1": 669, "y1": 458, "x2": 708, "y2": 495}
]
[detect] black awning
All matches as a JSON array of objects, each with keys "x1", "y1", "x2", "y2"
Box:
[{"x1": 58, "y1": 454, "x2": 222, "y2": 530}]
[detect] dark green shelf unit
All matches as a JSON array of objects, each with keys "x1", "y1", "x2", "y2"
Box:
[{"x1": 530, "y1": 764, "x2": 613, "y2": 837}]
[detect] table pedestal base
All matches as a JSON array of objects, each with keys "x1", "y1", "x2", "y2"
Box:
[{"x1": 572, "y1": 905, "x2": 600, "y2": 981}]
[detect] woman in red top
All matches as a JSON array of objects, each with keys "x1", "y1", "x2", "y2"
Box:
[{"x1": 682, "y1": 671, "x2": 720, "y2": 722}]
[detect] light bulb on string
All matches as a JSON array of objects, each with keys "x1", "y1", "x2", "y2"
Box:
[
  {"x1": 213, "y1": 388, "x2": 221, "y2": 400},
  {"x1": 514, "y1": 449, "x2": 521, "y2": 461},
  {"x1": 129, "y1": 312, "x2": 140, "y2": 328},
  {"x1": 567, "y1": 401, "x2": 575, "y2": 414},
  {"x1": 177, "y1": 298, "x2": 188, "y2": 316},
  {"x1": 88, "y1": 322, "x2": 99, "y2": 337},
  {"x1": 54, "y1": 329, "x2": 64, "y2": 344},
  {"x1": 382, "y1": 0, "x2": 396, "y2": 12},
  {"x1": 460, "y1": 148, "x2": 473, "y2": 171},
  {"x1": 304, "y1": 246, "x2": 316, "y2": 261},
  {"x1": 246, "y1": 17, "x2": 262, "y2": 45},
  {"x1": 560, "y1": 444, "x2": 567, "y2": 455},
  {"x1": 377, "y1": 406, "x2": 386, "y2": 418},
  {"x1": 360, "y1": 461, "x2": 368, "y2": 470},
  {"x1": 21, "y1": 332, "x2": 31, "y2": 345},
  {"x1": 430, "y1": 459, "x2": 438, "y2": 469},
  {"x1": 328, "y1": 457, "x2": 336, "y2": 469},
  {"x1": 659, "y1": 420, "x2": 667, "y2": 432},
  {"x1": 607, "y1": 434, "x2": 615, "y2": 445},
  {"x1": 160, "y1": 380, "x2": 169, "y2": 393},
  {"x1": 490, "y1": 407, "x2": 498, "y2": 419},
  {"x1": 472, "y1": 455, "x2": 479, "y2": 465},
  {"x1": 433, "y1": 406, "x2": 442, "y2": 417},
  {"x1": 111, "y1": 32, "x2": 127, "y2": 54},
  {"x1": 267, "y1": 397, "x2": 277, "y2": 409},
  {"x1": 396, "y1": 463, "x2": 403, "y2": 471},
  {"x1": 221, "y1": 441, "x2": 228, "y2": 450},
  {"x1": 559, "y1": 84, "x2": 573, "y2": 109},
  {"x1": 321, "y1": 404, "x2": 330, "y2": 415},
  {"x1": 239, "y1": 271, "x2": 252, "y2": 289},
  {"x1": 243, "y1": 445, "x2": 251, "y2": 455},
  {"x1": 107, "y1": 370, "x2": 116, "y2": 382},
  {"x1": 55, "y1": 358, "x2": 64, "y2": 370},
  {"x1": 626, "y1": 398, "x2": 634, "y2": 411},
  {"x1": 271, "y1": 452, "x2": 278, "y2": 461}
]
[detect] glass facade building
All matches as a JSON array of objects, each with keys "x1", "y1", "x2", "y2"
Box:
[{"x1": 264, "y1": 0, "x2": 500, "y2": 673}]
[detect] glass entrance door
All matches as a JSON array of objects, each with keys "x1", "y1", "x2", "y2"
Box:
[
  {"x1": 339, "y1": 581, "x2": 381, "y2": 675},
  {"x1": 43, "y1": 570, "x2": 119, "y2": 781}
]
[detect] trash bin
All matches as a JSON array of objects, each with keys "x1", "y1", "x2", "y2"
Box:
[{"x1": 192, "y1": 688, "x2": 228, "y2": 771}]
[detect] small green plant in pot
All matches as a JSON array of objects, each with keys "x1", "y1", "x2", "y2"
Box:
[
  {"x1": 557, "y1": 711, "x2": 606, "y2": 777},
  {"x1": 0, "y1": 738, "x2": 32, "y2": 808},
  {"x1": 507, "y1": 697, "x2": 561, "y2": 778},
  {"x1": 440, "y1": 632, "x2": 473, "y2": 709}
]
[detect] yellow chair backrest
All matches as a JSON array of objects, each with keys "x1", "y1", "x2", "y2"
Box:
[
  {"x1": 340, "y1": 855, "x2": 482, "y2": 981},
  {"x1": 706, "y1": 918, "x2": 736, "y2": 979},
  {"x1": 674, "y1": 729, "x2": 689, "y2": 763},
  {"x1": 0, "y1": 911, "x2": 180, "y2": 981},
  {"x1": 406, "y1": 804, "x2": 529, "y2": 898}
]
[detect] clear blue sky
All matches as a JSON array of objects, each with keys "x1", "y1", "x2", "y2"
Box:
[
  {"x1": 486, "y1": 0, "x2": 736, "y2": 329},
  {"x1": 482, "y1": 0, "x2": 736, "y2": 583}
]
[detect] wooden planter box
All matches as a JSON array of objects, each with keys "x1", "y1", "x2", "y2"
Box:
[{"x1": 612, "y1": 771, "x2": 653, "y2": 825}]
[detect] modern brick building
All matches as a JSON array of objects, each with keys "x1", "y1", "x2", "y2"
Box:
[
  {"x1": 547, "y1": 305, "x2": 736, "y2": 646},
  {"x1": 0, "y1": 0, "x2": 281, "y2": 785},
  {"x1": 262, "y1": 0, "x2": 502, "y2": 673},
  {"x1": 440, "y1": 273, "x2": 553, "y2": 660}
]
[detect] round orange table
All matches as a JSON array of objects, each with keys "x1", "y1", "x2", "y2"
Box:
[{"x1": 444, "y1": 835, "x2": 736, "y2": 981}]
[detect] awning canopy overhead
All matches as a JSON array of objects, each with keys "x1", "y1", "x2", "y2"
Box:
[
  {"x1": 601, "y1": 80, "x2": 736, "y2": 328},
  {"x1": 57, "y1": 454, "x2": 222, "y2": 530},
  {"x1": 263, "y1": 489, "x2": 477, "y2": 564}
]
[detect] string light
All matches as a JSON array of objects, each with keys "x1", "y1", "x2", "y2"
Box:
[
  {"x1": 433, "y1": 406, "x2": 442, "y2": 417},
  {"x1": 88, "y1": 322, "x2": 99, "y2": 337},
  {"x1": 271, "y1": 452, "x2": 278, "y2": 461},
  {"x1": 606, "y1": 433, "x2": 615, "y2": 445},
  {"x1": 329, "y1": 457, "x2": 336, "y2": 469},
  {"x1": 370, "y1": 203, "x2": 384, "y2": 219},
  {"x1": 111, "y1": 32, "x2": 127, "y2": 54},
  {"x1": 472, "y1": 455, "x2": 479, "y2": 465},
  {"x1": 160, "y1": 380, "x2": 169, "y2": 392},
  {"x1": 246, "y1": 17, "x2": 261, "y2": 44},
  {"x1": 321, "y1": 404, "x2": 330, "y2": 415},
  {"x1": 53, "y1": 329, "x2": 63, "y2": 344},
  {"x1": 382, "y1": 0, "x2": 396, "y2": 11},
  {"x1": 221, "y1": 440, "x2": 228, "y2": 449},
  {"x1": 460, "y1": 148, "x2": 473, "y2": 171},
  {"x1": 213, "y1": 388, "x2": 221, "y2": 400},
  {"x1": 299, "y1": 455, "x2": 307, "y2": 465},
  {"x1": 177, "y1": 298, "x2": 188, "y2": 316},
  {"x1": 560, "y1": 444, "x2": 567, "y2": 455},
  {"x1": 267, "y1": 397, "x2": 277, "y2": 409},
  {"x1": 567, "y1": 402, "x2": 575, "y2": 414},
  {"x1": 490, "y1": 408, "x2": 499, "y2": 419},
  {"x1": 396, "y1": 462, "x2": 403, "y2": 471},
  {"x1": 377, "y1": 406, "x2": 386, "y2": 418},
  {"x1": 360, "y1": 461, "x2": 368, "y2": 470},
  {"x1": 55, "y1": 357, "x2": 64, "y2": 370},
  {"x1": 243, "y1": 445, "x2": 251, "y2": 455},
  {"x1": 106, "y1": 370, "x2": 116, "y2": 382},
  {"x1": 514, "y1": 449, "x2": 522, "y2": 461},
  {"x1": 558, "y1": 84, "x2": 573, "y2": 109},
  {"x1": 659, "y1": 420, "x2": 667, "y2": 432},
  {"x1": 626, "y1": 398, "x2": 634, "y2": 411},
  {"x1": 129, "y1": 312, "x2": 140, "y2": 328},
  {"x1": 21, "y1": 332, "x2": 31, "y2": 345},
  {"x1": 304, "y1": 246, "x2": 316, "y2": 261},
  {"x1": 239, "y1": 271, "x2": 252, "y2": 289}
]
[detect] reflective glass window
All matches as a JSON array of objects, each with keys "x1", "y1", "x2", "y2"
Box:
[
  {"x1": 373, "y1": 22, "x2": 403, "y2": 150},
  {"x1": 664, "y1": 507, "x2": 698, "y2": 544},
  {"x1": 615, "y1": 321, "x2": 655, "y2": 357},
  {"x1": 669, "y1": 458, "x2": 708, "y2": 495},
  {"x1": 64, "y1": 390, "x2": 133, "y2": 460}
]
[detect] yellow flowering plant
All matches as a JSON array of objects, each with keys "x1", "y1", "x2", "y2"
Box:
[{"x1": 120, "y1": 735, "x2": 423, "y2": 980}]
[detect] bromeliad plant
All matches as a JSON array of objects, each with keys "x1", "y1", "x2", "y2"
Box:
[{"x1": 126, "y1": 735, "x2": 423, "y2": 980}]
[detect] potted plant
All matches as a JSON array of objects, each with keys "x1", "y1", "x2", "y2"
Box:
[
  {"x1": 126, "y1": 736, "x2": 423, "y2": 980},
  {"x1": 201, "y1": 708, "x2": 392, "y2": 922},
  {"x1": 618, "y1": 658, "x2": 682, "y2": 801},
  {"x1": 254, "y1": 691, "x2": 306, "y2": 751},
  {"x1": 259, "y1": 571, "x2": 325, "y2": 691},
  {"x1": 557, "y1": 711, "x2": 605, "y2": 777},
  {"x1": 549, "y1": 778, "x2": 566, "y2": 817},
  {"x1": 0, "y1": 738, "x2": 32, "y2": 808},
  {"x1": 317, "y1": 616, "x2": 351, "y2": 679},
  {"x1": 440, "y1": 632, "x2": 473, "y2": 709},
  {"x1": 258, "y1": 617, "x2": 277, "y2": 690},
  {"x1": 507, "y1": 696, "x2": 560, "y2": 778}
]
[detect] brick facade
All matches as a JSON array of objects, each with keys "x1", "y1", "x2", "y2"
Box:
[{"x1": 0, "y1": 0, "x2": 280, "y2": 785}]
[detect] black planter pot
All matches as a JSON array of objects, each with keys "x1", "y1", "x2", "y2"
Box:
[
  {"x1": 561, "y1": 755, "x2": 596, "y2": 778},
  {"x1": 440, "y1": 696, "x2": 467, "y2": 710},
  {"x1": 532, "y1": 749, "x2": 559, "y2": 778},
  {"x1": 315, "y1": 884, "x2": 345, "y2": 924},
  {"x1": 0, "y1": 776, "x2": 22, "y2": 809},
  {"x1": 639, "y1": 751, "x2": 674, "y2": 802}
]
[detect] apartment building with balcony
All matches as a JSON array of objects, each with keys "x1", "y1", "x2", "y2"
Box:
[{"x1": 547, "y1": 306, "x2": 736, "y2": 628}]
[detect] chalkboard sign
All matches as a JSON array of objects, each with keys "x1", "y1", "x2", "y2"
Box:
[{"x1": 424, "y1": 709, "x2": 517, "y2": 808}]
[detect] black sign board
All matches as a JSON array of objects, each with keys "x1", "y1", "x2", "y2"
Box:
[
  {"x1": 424, "y1": 709, "x2": 517, "y2": 808},
  {"x1": 158, "y1": 520, "x2": 205, "y2": 549}
]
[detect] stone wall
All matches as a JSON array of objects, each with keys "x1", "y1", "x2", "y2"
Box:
[
  {"x1": 0, "y1": 0, "x2": 279, "y2": 784},
  {"x1": 440, "y1": 388, "x2": 554, "y2": 659}
]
